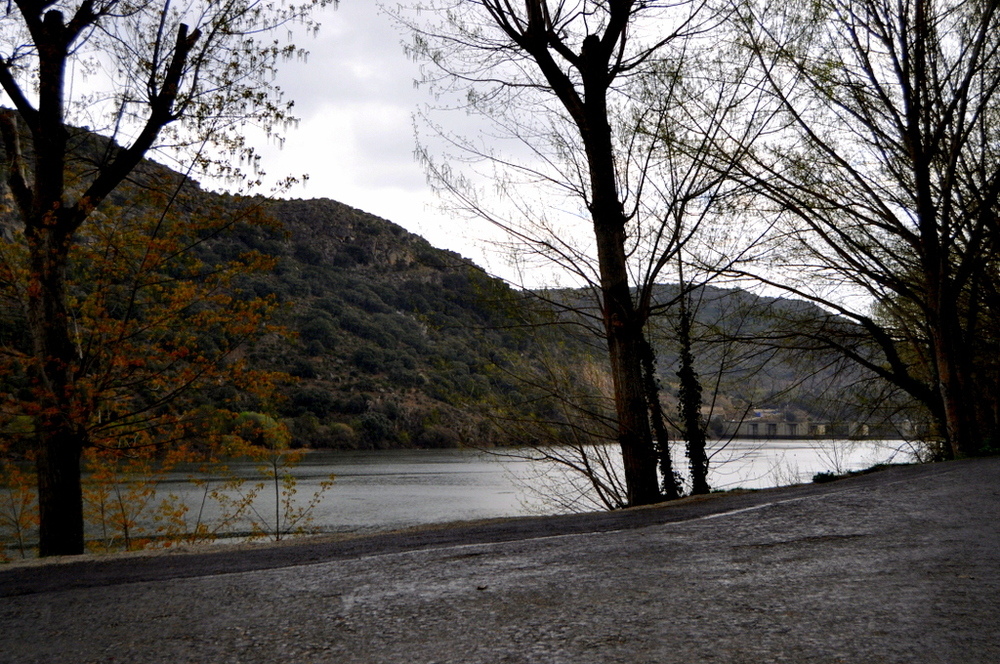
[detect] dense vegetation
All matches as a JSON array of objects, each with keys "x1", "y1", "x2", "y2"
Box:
[
  {"x1": 217, "y1": 196, "x2": 545, "y2": 449},
  {"x1": 1, "y1": 154, "x2": 894, "y2": 455},
  {"x1": 195, "y1": 195, "x2": 890, "y2": 451}
]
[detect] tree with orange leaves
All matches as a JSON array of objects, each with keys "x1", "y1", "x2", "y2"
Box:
[
  {"x1": 1, "y1": 165, "x2": 290, "y2": 555},
  {"x1": 0, "y1": 0, "x2": 330, "y2": 556}
]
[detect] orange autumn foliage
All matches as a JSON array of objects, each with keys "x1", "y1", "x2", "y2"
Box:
[
  {"x1": 0, "y1": 461, "x2": 37, "y2": 560},
  {"x1": 0, "y1": 176, "x2": 297, "y2": 553}
]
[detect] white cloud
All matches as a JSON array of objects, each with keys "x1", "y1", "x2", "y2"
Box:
[
  {"x1": 235, "y1": 2, "x2": 539, "y2": 285},
  {"x1": 251, "y1": 5, "x2": 455, "y2": 240}
]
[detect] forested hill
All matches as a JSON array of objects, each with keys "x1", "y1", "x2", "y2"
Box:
[
  {"x1": 0, "y1": 127, "x2": 862, "y2": 449},
  {"x1": 0, "y1": 124, "x2": 539, "y2": 450},
  {"x1": 204, "y1": 195, "x2": 545, "y2": 450},
  {"x1": 225, "y1": 196, "x2": 865, "y2": 448}
]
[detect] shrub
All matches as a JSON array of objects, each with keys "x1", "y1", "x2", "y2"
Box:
[
  {"x1": 415, "y1": 425, "x2": 461, "y2": 448},
  {"x1": 328, "y1": 422, "x2": 357, "y2": 447},
  {"x1": 299, "y1": 317, "x2": 338, "y2": 349},
  {"x1": 293, "y1": 243, "x2": 323, "y2": 265},
  {"x1": 335, "y1": 393, "x2": 369, "y2": 415},
  {"x1": 287, "y1": 386, "x2": 337, "y2": 418},
  {"x1": 289, "y1": 359, "x2": 317, "y2": 379},
  {"x1": 359, "y1": 412, "x2": 392, "y2": 445},
  {"x1": 352, "y1": 348, "x2": 384, "y2": 374},
  {"x1": 389, "y1": 368, "x2": 425, "y2": 388}
]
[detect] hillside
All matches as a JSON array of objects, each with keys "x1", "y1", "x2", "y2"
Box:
[
  {"x1": 0, "y1": 127, "x2": 887, "y2": 449},
  {"x1": 210, "y1": 196, "x2": 554, "y2": 449},
  {"x1": 241, "y1": 198, "x2": 887, "y2": 446},
  {"x1": 0, "y1": 125, "x2": 551, "y2": 450}
]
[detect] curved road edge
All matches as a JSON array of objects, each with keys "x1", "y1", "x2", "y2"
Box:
[{"x1": 0, "y1": 457, "x2": 978, "y2": 598}]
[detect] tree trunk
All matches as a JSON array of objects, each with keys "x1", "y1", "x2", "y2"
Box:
[
  {"x1": 908, "y1": 0, "x2": 978, "y2": 460},
  {"x1": 453, "y1": 0, "x2": 665, "y2": 505},
  {"x1": 26, "y1": 220, "x2": 88, "y2": 555},
  {"x1": 641, "y1": 338, "x2": 681, "y2": 500},
  {"x1": 677, "y1": 291, "x2": 709, "y2": 495},
  {"x1": 597, "y1": 240, "x2": 661, "y2": 506},
  {"x1": 35, "y1": 421, "x2": 86, "y2": 556},
  {"x1": 931, "y1": 304, "x2": 977, "y2": 459},
  {"x1": 585, "y1": 98, "x2": 661, "y2": 506}
]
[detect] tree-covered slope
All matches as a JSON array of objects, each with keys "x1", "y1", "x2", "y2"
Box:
[
  {"x1": 0, "y1": 126, "x2": 893, "y2": 451},
  {"x1": 208, "y1": 196, "x2": 543, "y2": 449}
]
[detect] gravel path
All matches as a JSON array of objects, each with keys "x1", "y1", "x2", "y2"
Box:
[{"x1": 2, "y1": 457, "x2": 997, "y2": 663}]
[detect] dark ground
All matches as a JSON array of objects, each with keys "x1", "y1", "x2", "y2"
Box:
[{"x1": 1, "y1": 457, "x2": 998, "y2": 663}]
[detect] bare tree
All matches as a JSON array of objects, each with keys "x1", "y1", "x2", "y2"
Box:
[
  {"x1": 484, "y1": 280, "x2": 827, "y2": 507},
  {"x1": 397, "y1": 0, "x2": 762, "y2": 505},
  {"x1": 725, "y1": 0, "x2": 1000, "y2": 458},
  {"x1": 487, "y1": 346, "x2": 631, "y2": 512},
  {"x1": 0, "y1": 0, "x2": 329, "y2": 556}
]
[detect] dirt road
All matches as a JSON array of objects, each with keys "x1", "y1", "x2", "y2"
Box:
[{"x1": 2, "y1": 457, "x2": 998, "y2": 663}]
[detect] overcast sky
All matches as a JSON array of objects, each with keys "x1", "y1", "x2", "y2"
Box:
[{"x1": 250, "y1": 3, "x2": 498, "y2": 273}]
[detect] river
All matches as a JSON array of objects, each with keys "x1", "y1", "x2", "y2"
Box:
[{"x1": 144, "y1": 438, "x2": 913, "y2": 542}]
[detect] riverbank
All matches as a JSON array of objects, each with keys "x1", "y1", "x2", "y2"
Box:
[
  {"x1": 48, "y1": 439, "x2": 918, "y2": 554},
  {"x1": 2, "y1": 456, "x2": 997, "y2": 663}
]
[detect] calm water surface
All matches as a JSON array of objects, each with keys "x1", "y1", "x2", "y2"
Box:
[{"x1": 152, "y1": 439, "x2": 912, "y2": 538}]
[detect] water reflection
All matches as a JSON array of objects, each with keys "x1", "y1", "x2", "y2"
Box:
[
  {"x1": 151, "y1": 439, "x2": 912, "y2": 538},
  {"x1": 704, "y1": 438, "x2": 913, "y2": 490}
]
